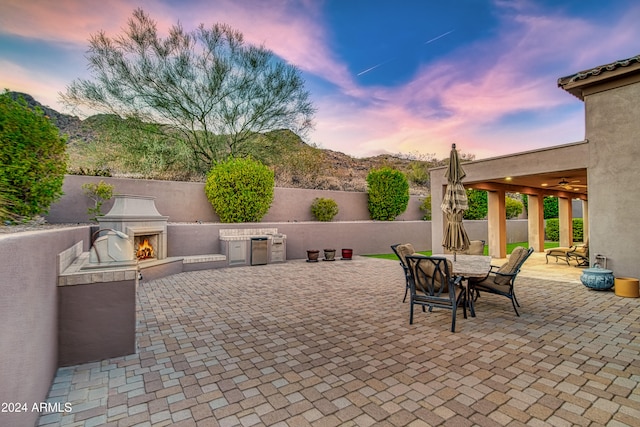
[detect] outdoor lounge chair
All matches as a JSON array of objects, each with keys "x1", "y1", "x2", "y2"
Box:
[
  {"x1": 567, "y1": 241, "x2": 589, "y2": 267},
  {"x1": 391, "y1": 243, "x2": 415, "y2": 302},
  {"x1": 546, "y1": 240, "x2": 589, "y2": 267},
  {"x1": 469, "y1": 246, "x2": 534, "y2": 316},
  {"x1": 545, "y1": 246, "x2": 572, "y2": 265},
  {"x1": 405, "y1": 255, "x2": 468, "y2": 332}
]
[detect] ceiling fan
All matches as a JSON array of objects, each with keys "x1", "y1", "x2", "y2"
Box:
[{"x1": 554, "y1": 178, "x2": 588, "y2": 191}]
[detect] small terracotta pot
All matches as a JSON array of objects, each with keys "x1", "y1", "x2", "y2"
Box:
[{"x1": 306, "y1": 250, "x2": 320, "y2": 262}]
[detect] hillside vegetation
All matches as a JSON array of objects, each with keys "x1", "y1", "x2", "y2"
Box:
[{"x1": 12, "y1": 92, "x2": 457, "y2": 195}]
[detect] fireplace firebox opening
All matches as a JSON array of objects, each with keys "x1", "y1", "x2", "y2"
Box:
[
  {"x1": 126, "y1": 226, "x2": 167, "y2": 261},
  {"x1": 134, "y1": 234, "x2": 158, "y2": 260}
]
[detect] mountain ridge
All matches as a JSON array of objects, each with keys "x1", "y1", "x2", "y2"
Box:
[{"x1": 10, "y1": 92, "x2": 433, "y2": 194}]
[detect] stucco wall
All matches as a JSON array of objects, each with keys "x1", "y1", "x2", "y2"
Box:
[
  {"x1": 46, "y1": 175, "x2": 426, "y2": 224},
  {"x1": 167, "y1": 219, "x2": 528, "y2": 259},
  {"x1": 168, "y1": 221, "x2": 433, "y2": 257},
  {"x1": 0, "y1": 227, "x2": 89, "y2": 427},
  {"x1": 585, "y1": 81, "x2": 640, "y2": 277}
]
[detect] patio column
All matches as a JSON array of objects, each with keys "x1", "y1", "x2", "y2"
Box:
[
  {"x1": 430, "y1": 172, "x2": 446, "y2": 254},
  {"x1": 487, "y1": 190, "x2": 506, "y2": 258},
  {"x1": 558, "y1": 197, "x2": 573, "y2": 247},
  {"x1": 582, "y1": 200, "x2": 589, "y2": 242},
  {"x1": 527, "y1": 194, "x2": 545, "y2": 252}
]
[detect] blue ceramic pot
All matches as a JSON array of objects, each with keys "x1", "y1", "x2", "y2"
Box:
[{"x1": 580, "y1": 266, "x2": 614, "y2": 290}]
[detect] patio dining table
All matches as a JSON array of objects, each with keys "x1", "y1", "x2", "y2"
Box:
[
  {"x1": 442, "y1": 254, "x2": 492, "y2": 279},
  {"x1": 442, "y1": 254, "x2": 492, "y2": 317}
]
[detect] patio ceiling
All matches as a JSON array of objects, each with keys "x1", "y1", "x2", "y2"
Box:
[{"x1": 464, "y1": 167, "x2": 588, "y2": 200}]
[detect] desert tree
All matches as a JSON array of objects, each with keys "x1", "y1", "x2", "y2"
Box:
[{"x1": 61, "y1": 8, "x2": 315, "y2": 173}]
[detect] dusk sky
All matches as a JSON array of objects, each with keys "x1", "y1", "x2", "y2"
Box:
[{"x1": 2, "y1": 0, "x2": 639, "y2": 160}]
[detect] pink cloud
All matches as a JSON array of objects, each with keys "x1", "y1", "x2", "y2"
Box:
[
  {"x1": 0, "y1": 0, "x2": 145, "y2": 44},
  {"x1": 0, "y1": 60, "x2": 71, "y2": 109},
  {"x1": 2, "y1": 0, "x2": 639, "y2": 161},
  {"x1": 311, "y1": 3, "x2": 640, "y2": 160},
  {"x1": 0, "y1": 0, "x2": 355, "y2": 97}
]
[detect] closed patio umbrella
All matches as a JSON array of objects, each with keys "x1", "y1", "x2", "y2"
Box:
[{"x1": 441, "y1": 143, "x2": 470, "y2": 260}]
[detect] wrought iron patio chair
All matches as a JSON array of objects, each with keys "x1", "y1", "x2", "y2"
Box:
[
  {"x1": 405, "y1": 255, "x2": 467, "y2": 332},
  {"x1": 567, "y1": 240, "x2": 589, "y2": 267},
  {"x1": 469, "y1": 246, "x2": 534, "y2": 316},
  {"x1": 391, "y1": 243, "x2": 415, "y2": 302}
]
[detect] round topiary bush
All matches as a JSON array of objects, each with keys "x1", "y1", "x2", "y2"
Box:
[
  {"x1": 366, "y1": 167, "x2": 409, "y2": 221},
  {"x1": 310, "y1": 197, "x2": 339, "y2": 221},
  {"x1": 205, "y1": 157, "x2": 274, "y2": 223}
]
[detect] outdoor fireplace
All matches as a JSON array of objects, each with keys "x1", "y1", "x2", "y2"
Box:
[{"x1": 97, "y1": 195, "x2": 169, "y2": 262}]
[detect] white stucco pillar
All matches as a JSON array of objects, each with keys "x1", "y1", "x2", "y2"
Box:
[
  {"x1": 558, "y1": 197, "x2": 573, "y2": 247},
  {"x1": 527, "y1": 194, "x2": 545, "y2": 252},
  {"x1": 581, "y1": 200, "x2": 589, "y2": 243},
  {"x1": 487, "y1": 190, "x2": 506, "y2": 258}
]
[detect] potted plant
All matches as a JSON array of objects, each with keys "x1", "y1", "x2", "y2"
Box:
[
  {"x1": 306, "y1": 249, "x2": 320, "y2": 262},
  {"x1": 323, "y1": 249, "x2": 336, "y2": 261}
]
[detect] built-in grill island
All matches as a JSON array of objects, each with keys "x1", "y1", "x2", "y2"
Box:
[{"x1": 219, "y1": 228, "x2": 287, "y2": 266}]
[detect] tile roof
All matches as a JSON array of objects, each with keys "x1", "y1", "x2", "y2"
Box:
[
  {"x1": 557, "y1": 54, "x2": 640, "y2": 100},
  {"x1": 558, "y1": 54, "x2": 640, "y2": 85}
]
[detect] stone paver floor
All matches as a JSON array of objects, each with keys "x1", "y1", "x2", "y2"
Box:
[{"x1": 38, "y1": 255, "x2": 640, "y2": 426}]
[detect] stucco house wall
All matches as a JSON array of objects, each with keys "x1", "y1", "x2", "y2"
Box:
[{"x1": 585, "y1": 81, "x2": 640, "y2": 277}]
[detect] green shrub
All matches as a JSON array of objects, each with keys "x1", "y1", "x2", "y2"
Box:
[
  {"x1": 366, "y1": 167, "x2": 409, "y2": 221},
  {"x1": 505, "y1": 196, "x2": 523, "y2": 219},
  {"x1": 464, "y1": 189, "x2": 488, "y2": 220},
  {"x1": 546, "y1": 218, "x2": 559, "y2": 241},
  {"x1": 310, "y1": 197, "x2": 339, "y2": 221},
  {"x1": 82, "y1": 180, "x2": 114, "y2": 222},
  {"x1": 204, "y1": 157, "x2": 274, "y2": 223},
  {"x1": 0, "y1": 90, "x2": 67, "y2": 219},
  {"x1": 544, "y1": 196, "x2": 558, "y2": 219},
  {"x1": 419, "y1": 195, "x2": 432, "y2": 220},
  {"x1": 545, "y1": 218, "x2": 584, "y2": 242},
  {"x1": 0, "y1": 191, "x2": 16, "y2": 222},
  {"x1": 406, "y1": 161, "x2": 430, "y2": 186},
  {"x1": 523, "y1": 195, "x2": 565, "y2": 221},
  {"x1": 572, "y1": 218, "x2": 584, "y2": 242}
]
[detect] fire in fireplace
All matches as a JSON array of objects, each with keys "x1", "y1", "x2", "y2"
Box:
[{"x1": 135, "y1": 236, "x2": 156, "y2": 260}]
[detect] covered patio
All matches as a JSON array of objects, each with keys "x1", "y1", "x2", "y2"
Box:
[
  {"x1": 37, "y1": 256, "x2": 639, "y2": 426},
  {"x1": 431, "y1": 53, "x2": 640, "y2": 282},
  {"x1": 430, "y1": 141, "x2": 589, "y2": 259}
]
